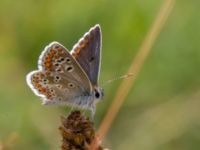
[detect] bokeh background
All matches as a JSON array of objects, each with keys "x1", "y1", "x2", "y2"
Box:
[{"x1": 1, "y1": 0, "x2": 200, "y2": 149}]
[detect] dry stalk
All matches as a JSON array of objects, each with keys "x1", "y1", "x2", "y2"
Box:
[{"x1": 98, "y1": 0, "x2": 175, "y2": 141}]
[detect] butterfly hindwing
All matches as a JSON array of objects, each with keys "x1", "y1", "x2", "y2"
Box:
[{"x1": 71, "y1": 24, "x2": 101, "y2": 86}]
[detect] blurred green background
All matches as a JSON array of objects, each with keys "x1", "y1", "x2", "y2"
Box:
[{"x1": 1, "y1": 0, "x2": 200, "y2": 149}]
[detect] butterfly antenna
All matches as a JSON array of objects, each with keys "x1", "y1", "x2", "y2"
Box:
[{"x1": 102, "y1": 73, "x2": 133, "y2": 87}]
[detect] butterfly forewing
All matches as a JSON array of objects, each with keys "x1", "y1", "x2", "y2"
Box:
[
  {"x1": 27, "y1": 42, "x2": 92, "y2": 105},
  {"x1": 71, "y1": 25, "x2": 101, "y2": 86}
]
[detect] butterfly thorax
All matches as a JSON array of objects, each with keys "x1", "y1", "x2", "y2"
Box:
[{"x1": 64, "y1": 86, "x2": 103, "y2": 111}]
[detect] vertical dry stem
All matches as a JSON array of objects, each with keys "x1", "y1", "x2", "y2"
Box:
[{"x1": 98, "y1": 0, "x2": 175, "y2": 141}]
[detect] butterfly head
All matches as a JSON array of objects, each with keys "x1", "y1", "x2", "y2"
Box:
[{"x1": 93, "y1": 86, "x2": 104, "y2": 101}]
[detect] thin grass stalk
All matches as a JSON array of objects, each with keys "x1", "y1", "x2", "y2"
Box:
[{"x1": 98, "y1": 0, "x2": 175, "y2": 141}]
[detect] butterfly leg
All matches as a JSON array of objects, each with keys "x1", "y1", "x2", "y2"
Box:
[{"x1": 90, "y1": 105, "x2": 96, "y2": 121}]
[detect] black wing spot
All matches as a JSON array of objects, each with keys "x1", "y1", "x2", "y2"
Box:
[
  {"x1": 54, "y1": 45, "x2": 60, "y2": 49},
  {"x1": 66, "y1": 57, "x2": 71, "y2": 63},
  {"x1": 57, "y1": 69, "x2": 61, "y2": 72},
  {"x1": 68, "y1": 83, "x2": 75, "y2": 88},
  {"x1": 60, "y1": 57, "x2": 64, "y2": 61},
  {"x1": 66, "y1": 66, "x2": 73, "y2": 72},
  {"x1": 89, "y1": 57, "x2": 95, "y2": 62},
  {"x1": 55, "y1": 76, "x2": 60, "y2": 80}
]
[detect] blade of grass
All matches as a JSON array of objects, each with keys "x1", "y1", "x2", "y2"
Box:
[{"x1": 98, "y1": 0, "x2": 175, "y2": 140}]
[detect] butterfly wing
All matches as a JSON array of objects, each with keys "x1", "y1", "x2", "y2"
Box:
[
  {"x1": 26, "y1": 42, "x2": 92, "y2": 106},
  {"x1": 71, "y1": 24, "x2": 102, "y2": 86}
]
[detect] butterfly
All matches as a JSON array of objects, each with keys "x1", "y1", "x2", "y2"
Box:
[{"x1": 26, "y1": 24, "x2": 103, "y2": 117}]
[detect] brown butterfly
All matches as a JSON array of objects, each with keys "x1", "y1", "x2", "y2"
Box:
[{"x1": 26, "y1": 25, "x2": 103, "y2": 117}]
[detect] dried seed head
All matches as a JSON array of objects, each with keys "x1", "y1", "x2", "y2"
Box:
[{"x1": 59, "y1": 111, "x2": 106, "y2": 150}]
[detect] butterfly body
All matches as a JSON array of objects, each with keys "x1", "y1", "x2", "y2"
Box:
[{"x1": 26, "y1": 25, "x2": 103, "y2": 116}]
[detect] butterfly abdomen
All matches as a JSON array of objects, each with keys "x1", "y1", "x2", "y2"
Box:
[{"x1": 68, "y1": 95, "x2": 95, "y2": 109}]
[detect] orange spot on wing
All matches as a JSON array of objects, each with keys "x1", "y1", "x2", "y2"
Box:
[
  {"x1": 80, "y1": 42, "x2": 86, "y2": 48},
  {"x1": 50, "y1": 49, "x2": 56, "y2": 54},
  {"x1": 35, "y1": 83, "x2": 41, "y2": 88},
  {"x1": 84, "y1": 36, "x2": 89, "y2": 44},
  {"x1": 40, "y1": 73, "x2": 45, "y2": 78},
  {"x1": 40, "y1": 88, "x2": 46, "y2": 94},
  {"x1": 49, "y1": 50, "x2": 56, "y2": 58},
  {"x1": 46, "y1": 57, "x2": 51, "y2": 62},
  {"x1": 45, "y1": 63, "x2": 51, "y2": 68},
  {"x1": 58, "y1": 47, "x2": 63, "y2": 51},
  {"x1": 72, "y1": 46, "x2": 81, "y2": 58},
  {"x1": 46, "y1": 92, "x2": 53, "y2": 99}
]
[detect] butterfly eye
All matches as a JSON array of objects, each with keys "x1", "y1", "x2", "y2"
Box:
[
  {"x1": 94, "y1": 88, "x2": 103, "y2": 99},
  {"x1": 95, "y1": 92, "x2": 100, "y2": 99}
]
